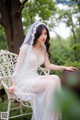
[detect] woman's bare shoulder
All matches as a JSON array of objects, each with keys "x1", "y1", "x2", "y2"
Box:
[{"x1": 20, "y1": 44, "x2": 29, "y2": 51}]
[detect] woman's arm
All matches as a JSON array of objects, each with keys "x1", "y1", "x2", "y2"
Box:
[
  {"x1": 13, "y1": 44, "x2": 28, "y2": 76},
  {"x1": 7, "y1": 44, "x2": 28, "y2": 94},
  {"x1": 44, "y1": 52, "x2": 77, "y2": 71}
]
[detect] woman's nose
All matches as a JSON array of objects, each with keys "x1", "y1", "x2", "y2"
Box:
[{"x1": 42, "y1": 35, "x2": 47, "y2": 39}]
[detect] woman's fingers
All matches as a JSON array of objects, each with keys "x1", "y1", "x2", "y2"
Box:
[
  {"x1": 7, "y1": 86, "x2": 15, "y2": 94},
  {"x1": 65, "y1": 66, "x2": 78, "y2": 71},
  {"x1": 71, "y1": 67, "x2": 78, "y2": 71},
  {"x1": 70, "y1": 68, "x2": 75, "y2": 71}
]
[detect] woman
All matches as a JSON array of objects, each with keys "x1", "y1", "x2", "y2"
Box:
[{"x1": 7, "y1": 22, "x2": 77, "y2": 120}]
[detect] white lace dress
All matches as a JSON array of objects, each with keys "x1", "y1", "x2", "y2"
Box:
[{"x1": 11, "y1": 44, "x2": 61, "y2": 120}]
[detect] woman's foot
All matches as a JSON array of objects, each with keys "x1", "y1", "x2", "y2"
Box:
[{"x1": 14, "y1": 100, "x2": 20, "y2": 106}]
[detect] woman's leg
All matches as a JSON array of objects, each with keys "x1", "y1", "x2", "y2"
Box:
[
  {"x1": 31, "y1": 74, "x2": 61, "y2": 120},
  {"x1": 54, "y1": 113, "x2": 59, "y2": 120},
  {"x1": 49, "y1": 75, "x2": 61, "y2": 120}
]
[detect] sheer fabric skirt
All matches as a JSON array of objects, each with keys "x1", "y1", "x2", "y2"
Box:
[{"x1": 14, "y1": 74, "x2": 61, "y2": 120}]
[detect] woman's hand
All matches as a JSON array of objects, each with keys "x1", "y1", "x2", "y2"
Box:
[
  {"x1": 64, "y1": 66, "x2": 78, "y2": 71},
  {"x1": 7, "y1": 84, "x2": 15, "y2": 94}
]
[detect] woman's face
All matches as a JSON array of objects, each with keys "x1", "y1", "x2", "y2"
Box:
[{"x1": 37, "y1": 29, "x2": 47, "y2": 44}]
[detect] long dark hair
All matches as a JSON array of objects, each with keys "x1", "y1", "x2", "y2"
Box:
[{"x1": 33, "y1": 24, "x2": 51, "y2": 59}]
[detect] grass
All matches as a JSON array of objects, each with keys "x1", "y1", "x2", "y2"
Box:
[{"x1": 0, "y1": 94, "x2": 32, "y2": 120}]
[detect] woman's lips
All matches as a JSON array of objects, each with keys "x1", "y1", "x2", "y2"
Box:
[{"x1": 42, "y1": 39, "x2": 45, "y2": 41}]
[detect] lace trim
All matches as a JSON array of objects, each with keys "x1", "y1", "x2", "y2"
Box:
[{"x1": 31, "y1": 22, "x2": 45, "y2": 45}]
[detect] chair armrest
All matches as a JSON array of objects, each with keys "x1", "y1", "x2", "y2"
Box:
[
  {"x1": 0, "y1": 76, "x2": 13, "y2": 90},
  {"x1": 0, "y1": 76, "x2": 12, "y2": 81},
  {"x1": 1, "y1": 81, "x2": 8, "y2": 89},
  {"x1": 38, "y1": 66, "x2": 50, "y2": 75},
  {"x1": 43, "y1": 68, "x2": 50, "y2": 75}
]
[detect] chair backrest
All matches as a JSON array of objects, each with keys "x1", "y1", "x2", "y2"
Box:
[
  {"x1": 0, "y1": 50, "x2": 18, "y2": 78},
  {"x1": 0, "y1": 50, "x2": 50, "y2": 77},
  {"x1": 0, "y1": 50, "x2": 18, "y2": 97},
  {"x1": 0, "y1": 50, "x2": 50, "y2": 99},
  {"x1": 0, "y1": 50, "x2": 50, "y2": 89}
]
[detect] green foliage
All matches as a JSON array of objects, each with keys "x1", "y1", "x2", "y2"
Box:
[
  {"x1": 49, "y1": 37, "x2": 80, "y2": 76},
  {"x1": 50, "y1": 38, "x2": 71, "y2": 65},
  {"x1": 53, "y1": 88, "x2": 80, "y2": 120},
  {"x1": 55, "y1": 5, "x2": 80, "y2": 61},
  {"x1": 22, "y1": 0, "x2": 56, "y2": 33},
  {"x1": 0, "y1": 25, "x2": 8, "y2": 49},
  {"x1": 0, "y1": 95, "x2": 32, "y2": 120},
  {"x1": 64, "y1": 60, "x2": 80, "y2": 69},
  {"x1": 56, "y1": 5, "x2": 80, "y2": 28},
  {"x1": 34, "y1": 0, "x2": 56, "y2": 20}
]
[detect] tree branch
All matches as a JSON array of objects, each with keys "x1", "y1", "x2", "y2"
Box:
[
  {"x1": 21, "y1": 0, "x2": 28, "y2": 6},
  {"x1": 15, "y1": 0, "x2": 28, "y2": 16},
  {"x1": 20, "y1": 0, "x2": 28, "y2": 11}
]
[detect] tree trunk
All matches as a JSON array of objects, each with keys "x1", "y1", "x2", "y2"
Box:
[{"x1": 0, "y1": 0, "x2": 25, "y2": 54}]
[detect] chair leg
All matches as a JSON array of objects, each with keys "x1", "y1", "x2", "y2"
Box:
[
  {"x1": 20, "y1": 102, "x2": 24, "y2": 120},
  {"x1": 6, "y1": 99, "x2": 11, "y2": 120},
  {"x1": 20, "y1": 102, "x2": 23, "y2": 114}
]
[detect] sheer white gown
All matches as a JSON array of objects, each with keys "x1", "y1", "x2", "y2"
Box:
[{"x1": 11, "y1": 44, "x2": 61, "y2": 120}]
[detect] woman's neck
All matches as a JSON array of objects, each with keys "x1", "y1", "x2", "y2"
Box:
[{"x1": 33, "y1": 42, "x2": 42, "y2": 48}]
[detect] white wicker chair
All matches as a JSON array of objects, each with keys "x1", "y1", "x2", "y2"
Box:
[{"x1": 0, "y1": 49, "x2": 50, "y2": 120}]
